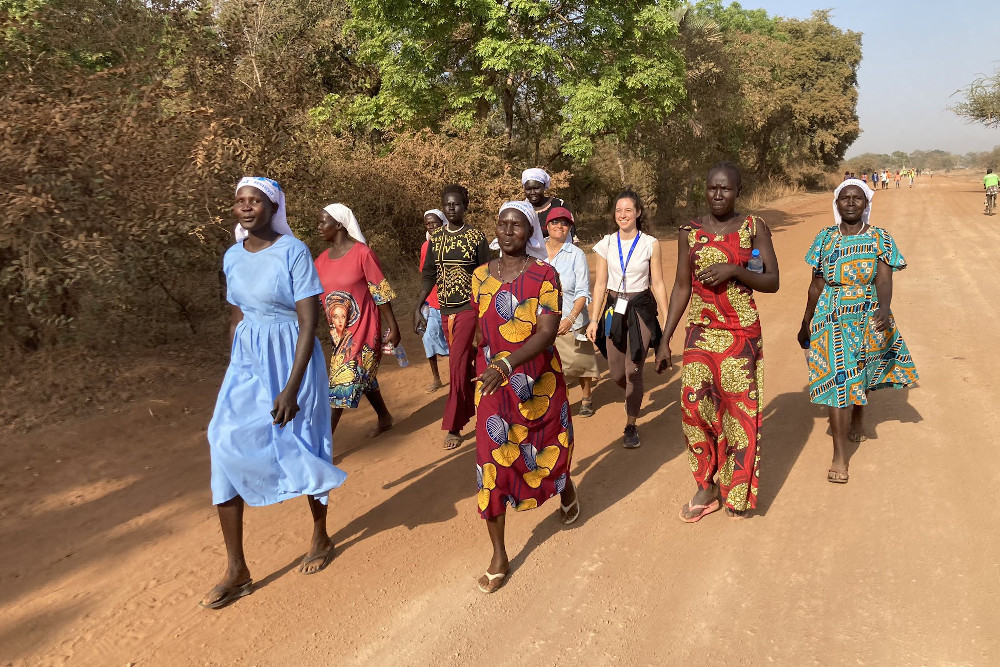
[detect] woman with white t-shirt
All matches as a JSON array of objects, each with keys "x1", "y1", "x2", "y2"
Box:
[{"x1": 586, "y1": 189, "x2": 669, "y2": 448}]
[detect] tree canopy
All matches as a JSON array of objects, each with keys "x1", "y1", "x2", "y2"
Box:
[{"x1": 952, "y1": 68, "x2": 1000, "y2": 129}]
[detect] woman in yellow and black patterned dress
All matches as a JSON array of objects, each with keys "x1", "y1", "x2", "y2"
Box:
[{"x1": 657, "y1": 162, "x2": 779, "y2": 521}]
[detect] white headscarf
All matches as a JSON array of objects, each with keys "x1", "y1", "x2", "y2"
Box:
[
  {"x1": 521, "y1": 167, "x2": 551, "y2": 188},
  {"x1": 234, "y1": 177, "x2": 293, "y2": 241},
  {"x1": 423, "y1": 209, "x2": 447, "y2": 240},
  {"x1": 833, "y1": 178, "x2": 874, "y2": 226},
  {"x1": 323, "y1": 203, "x2": 366, "y2": 244},
  {"x1": 490, "y1": 200, "x2": 546, "y2": 260}
]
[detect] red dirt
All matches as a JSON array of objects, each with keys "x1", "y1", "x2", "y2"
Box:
[{"x1": 1, "y1": 173, "x2": 997, "y2": 665}]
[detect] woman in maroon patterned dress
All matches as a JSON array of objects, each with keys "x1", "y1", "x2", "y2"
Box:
[
  {"x1": 472, "y1": 201, "x2": 578, "y2": 594},
  {"x1": 657, "y1": 162, "x2": 780, "y2": 521}
]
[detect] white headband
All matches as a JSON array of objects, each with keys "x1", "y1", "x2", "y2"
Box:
[
  {"x1": 234, "y1": 177, "x2": 294, "y2": 241},
  {"x1": 423, "y1": 209, "x2": 447, "y2": 240},
  {"x1": 490, "y1": 200, "x2": 546, "y2": 260},
  {"x1": 833, "y1": 178, "x2": 874, "y2": 225},
  {"x1": 521, "y1": 168, "x2": 551, "y2": 188},
  {"x1": 323, "y1": 203, "x2": 366, "y2": 244}
]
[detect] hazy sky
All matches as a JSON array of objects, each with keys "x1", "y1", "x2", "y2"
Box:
[{"x1": 735, "y1": 0, "x2": 999, "y2": 157}]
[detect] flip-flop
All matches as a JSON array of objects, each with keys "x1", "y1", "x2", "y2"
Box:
[
  {"x1": 560, "y1": 496, "x2": 581, "y2": 525},
  {"x1": 848, "y1": 432, "x2": 867, "y2": 442},
  {"x1": 827, "y1": 469, "x2": 849, "y2": 484},
  {"x1": 443, "y1": 433, "x2": 462, "y2": 450},
  {"x1": 477, "y1": 570, "x2": 508, "y2": 594},
  {"x1": 297, "y1": 545, "x2": 335, "y2": 575},
  {"x1": 199, "y1": 580, "x2": 253, "y2": 610},
  {"x1": 725, "y1": 507, "x2": 748, "y2": 520},
  {"x1": 678, "y1": 499, "x2": 721, "y2": 523}
]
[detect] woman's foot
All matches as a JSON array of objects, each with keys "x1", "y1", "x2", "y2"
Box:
[
  {"x1": 297, "y1": 536, "x2": 335, "y2": 575},
  {"x1": 444, "y1": 431, "x2": 462, "y2": 450},
  {"x1": 623, "y1": 424, "x2": 640, "y2": 449},
  {"x1": 426, "y1": 378, "x2": 444, "y2": 393},
  {"x1": 678, "y1": 485, "x2": 720, "y2": 523},
  {"x1": 368, "y1": 415, "x2": 393, "y2": 438},
  {"x1": 578, "y1": 398, "x2": 595, "y2": 418},
  {"x1": 200, "y1": 567, "x2": 252, "y2": 609},
  {"x1": 848, "y1": 406, "x2": 866, "y2": 442},
  {"x1": 559, "y1": 481, "x2": 580, "y2": 525},
  {"x1": 725, "y1": 507, "x2": 748, "y2": 520},
  {"x1": 477, "y1": 555, "x2": 510, "y2": 594}
]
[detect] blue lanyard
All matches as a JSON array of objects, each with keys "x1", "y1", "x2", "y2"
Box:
[{"x1": 616, "y1": 231, "x2": 641, "y2": 290}]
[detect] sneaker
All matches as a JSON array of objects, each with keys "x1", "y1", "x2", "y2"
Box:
[
  {"x1": 578, "y1": 399, "x2": 595, "y2": 418},
  {"x1": 623, "y1": 424, "x2": 641, "y2": 449}
]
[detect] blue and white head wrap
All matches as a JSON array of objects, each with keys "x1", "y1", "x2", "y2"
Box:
[
  {"x1": 833, "y1": 178, "x2": 874, "y2": 226},
  {"x1": 490, "y1": 200, "x2": 546, "y2": 259},
  {"x1": 234, "y1": 176, "x2": 293, "y2": 241}
]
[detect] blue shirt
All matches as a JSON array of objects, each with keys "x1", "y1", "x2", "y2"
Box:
[{"x1": 545, "y1": 240, "x2": 591, "y2": 340}]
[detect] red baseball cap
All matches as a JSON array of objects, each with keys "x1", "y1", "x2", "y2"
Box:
[{"x1": 547, "y1": 206, "x2": 574, "y2": 225}]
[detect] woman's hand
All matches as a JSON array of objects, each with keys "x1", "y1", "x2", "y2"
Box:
[
  {"x1": 476, "y1": 365, "x2": 506, "y2": 396},
  {"x1": 797, "y1": 321, "x2": 811, "y2": 350},
  {"x1": 871, "y1": 308, "x2": 890, "y2": 332},
  {"x1": 696, "y1": 262, "x2": 739, "y2": 287},
  {"x1": 585, "y1": 321, "x2": 598, "y2": 343},
  {"x1": 272, "y1": 388, "x2": 300, "y2": 428},
  {"x1": 386, "y1": 323, "x2": 401, "y2": 347},
  {"x1": 557, "y1": 318, "x2": 574, "y2": 336},
  {"x1": 413, "y1": 309, "x2": 427, "y2": 336},
  {"x1": 655, "y1": 339, "x2": 672, "y2": 374}
]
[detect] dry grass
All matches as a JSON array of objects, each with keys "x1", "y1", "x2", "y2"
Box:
[{"x1": 742, "y1": 178, "x2": 805, "y2": 211}]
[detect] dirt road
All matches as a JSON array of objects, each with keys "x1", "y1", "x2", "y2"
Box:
[{"x1": 2, "y1": 173, "x2": 997, "y2": 665}]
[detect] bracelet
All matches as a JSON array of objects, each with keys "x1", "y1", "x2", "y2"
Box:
[
  {"x1": 499, "y1": 357, "x2": 513, "y2": 375},
  {"x1": 488, "y1": 362, "x2": 510, "y2": 381}
]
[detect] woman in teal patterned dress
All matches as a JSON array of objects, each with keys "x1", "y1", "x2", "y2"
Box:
[{"x1": 797, "y1": 179, "x2": 918, "y2": 484}]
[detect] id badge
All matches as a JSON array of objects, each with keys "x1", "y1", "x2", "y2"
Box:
[{"x1": 614, "y1": 297, "x2": 629, "y2": 314}]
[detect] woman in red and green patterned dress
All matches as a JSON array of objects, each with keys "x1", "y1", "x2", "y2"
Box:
[
  {"x1": 657, "y1": 162, "x2": 780, "y2": 521},
  {"x1": 472, "y1": 201, "x2": 578, "y2": 594}
]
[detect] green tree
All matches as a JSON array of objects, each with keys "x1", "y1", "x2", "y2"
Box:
[{"x1": 339, "y1": 0, "x2": 687, "y2": 160}]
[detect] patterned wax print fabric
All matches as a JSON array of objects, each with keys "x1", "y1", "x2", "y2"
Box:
[
  {"x1": 472, "y1": 260, "x2": 573, "y2": 520},
  {"x1": 805, "y1": 225, "x2": 918, "y2": 408},
  {"x1": 314, "y1": 243, "x2": 396, "y2": 409},
  {"x1": 208, "y1": 235, "x2": 347, "y2": 506},
  {"x1": 680, "y1": 216, "x2": 764, "y2": 512}
]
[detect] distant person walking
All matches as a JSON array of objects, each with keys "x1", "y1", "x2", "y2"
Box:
[
  {"x1": 586, "y1": 188, "x2": 668, "y2": 449},
  {"x1": 202, "y1": 177, "x2": 347, "y2": 609},
  {"x1": 657, "y1": 162, "x2": 779, "y2": 521},
  {"x1": 797, "y1": 179, "x2": 918, "y2": 484},
  {"x1": 472, "y1": 201, "x2": 578, "y2": 593},
  {"x1": 414, "y1": 184, "x2": 491, "y2": 449},
  {"x1": 908, "y1": 170, "x2": 914, "y2": 188},
  {"x1": 419, "y1": 209, "x2": 450, "y2": 391},
  {"x1": 880, "y1": 169, "x2": 889, "y2": 190},
  {"x1": 895, "y1": 170, "x2": 901, "y2": 188},
  {"x1": 314, "y1": 204, "x2": 399, "y2": 438}
]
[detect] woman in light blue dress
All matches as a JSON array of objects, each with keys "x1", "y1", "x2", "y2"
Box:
[{"x1": 201, "y1": 177, "x2": 347, "y2": 609}]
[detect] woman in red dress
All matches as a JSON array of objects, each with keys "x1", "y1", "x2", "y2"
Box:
[
  {"x1": 472, "y1": 200, "x2": 579, "y2": 594},
  {"x1": 314, "y1": 203, "x2": 400, "y2": 437},
  {"x1": 657, "y1": 162, "x2": 779, "y2": 521}
]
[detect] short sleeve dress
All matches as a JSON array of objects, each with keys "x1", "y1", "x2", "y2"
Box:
[
  {"x1": 471, "y1": 260, "x2": 573, "y2": 519},
  {"x1": 314, "y1": 243, "x2": 396, "y2": 409},
  {"x1": 208, "y1": 235, "x2": 347, "y2": 506},
  {"x1": 805, "y1": 225, "x2": 918, "y2": 407}
]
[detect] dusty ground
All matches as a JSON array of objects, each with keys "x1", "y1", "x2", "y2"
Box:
[{"x1": 2, "y1": 173, "x2": 997, "y2": 666}]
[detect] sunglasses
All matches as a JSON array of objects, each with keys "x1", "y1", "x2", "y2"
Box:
[{"x1": 548, "y1": 219, "x2": 572, "y2": 227}]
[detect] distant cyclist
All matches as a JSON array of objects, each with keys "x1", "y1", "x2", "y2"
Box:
[{"x1": 984, "y1": 168, "x2": 999, "y2": 215}]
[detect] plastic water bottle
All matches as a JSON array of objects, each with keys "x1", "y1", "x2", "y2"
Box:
[
  {"x1": 392, "y1": 343, "x2": 409, "y2": 367},
  {"x1": 747, "y1": 249, "x2": 764, "y2": 274}
]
